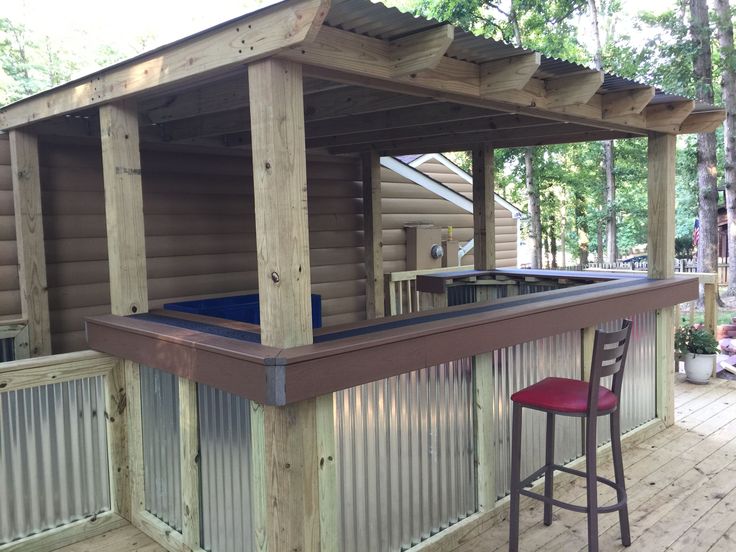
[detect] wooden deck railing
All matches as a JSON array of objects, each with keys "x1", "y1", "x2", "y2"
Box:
[
  {"x1": 0, "y1": 351, "x2": 128, "y2": 552},
  {"x1": 0, "y1": 320, "x2": 30, "y2": 362},
  {"x1": 385, "y1": 266, "x2": 461, "y2": 315}
]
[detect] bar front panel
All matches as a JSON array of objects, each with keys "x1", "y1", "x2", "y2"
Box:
[{"x1": 335, "y1": 359, "x2": 476, "y2": 552}]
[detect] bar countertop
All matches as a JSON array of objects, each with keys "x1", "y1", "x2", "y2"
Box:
[{"x1": 85, "y1": 271, "x2": 697, "y2": 405}]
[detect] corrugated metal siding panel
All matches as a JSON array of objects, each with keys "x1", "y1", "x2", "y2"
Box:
[
  {"x1": 141, "y1": 366, "x2": 182, "y2": 531},
  {"x1": 198, "y1": 384, "x2": 254, "y2": 552},
  {"x1": 0, "y1": 377, "x2": 110, "y2": 544},
  {"x1": 335, "y1": 359, "x2": 476, "y2": 552},
  {"x1": 596, "y1": 311, "x2": 657, "y2": 445},
  {"x1": 493, "y1": 331, "x2": 583, "y2": 498}
]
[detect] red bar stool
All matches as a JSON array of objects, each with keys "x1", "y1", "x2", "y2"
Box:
[{"x1": 508, "y1": 320, "x2": 633, "y2": 552}]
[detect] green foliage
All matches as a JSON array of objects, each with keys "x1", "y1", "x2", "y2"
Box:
[{"x1": 675, "y1": 324, "x2": 719, "y2": 355}]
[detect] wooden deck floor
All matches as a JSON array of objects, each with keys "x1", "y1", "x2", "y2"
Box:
[{"x1": 59, "y1": 375, "x2": 736, "y2": 552}]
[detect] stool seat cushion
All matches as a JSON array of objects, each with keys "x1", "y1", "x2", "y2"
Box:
[{"x1": 511, "y1": 377, "x2": 617, "y2": 414}]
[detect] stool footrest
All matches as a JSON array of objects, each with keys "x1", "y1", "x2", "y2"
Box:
[{"x1": 518, "y1": 463, "x2": 627, "y2": 515}]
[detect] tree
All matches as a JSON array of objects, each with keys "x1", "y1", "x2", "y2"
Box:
[
  {"x1": 689, "y1": 0, "x2": 720, "y2": 285},
  {"x1": 715, "y1": 0, "x2": 736, "y2": 295}
]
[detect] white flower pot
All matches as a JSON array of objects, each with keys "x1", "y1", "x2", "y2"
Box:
[{"x1": 683, "y1": 353, "x2": 715, "y2": 384}]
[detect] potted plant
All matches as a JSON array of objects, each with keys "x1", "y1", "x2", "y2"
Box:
[{"x1": 675, "y1": 325, "x2": 719, "y2": 384}]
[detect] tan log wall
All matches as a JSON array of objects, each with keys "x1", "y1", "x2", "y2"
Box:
[
  {"x1": 381, "y1": 156, "x2": 518, "y2": 272},
  {"x1": 34, "y1": 140, "x2": 365, "y2": 352},
  {"x1": 0, "y1": 135, "x2": 22, "y2": 322},
  {"x1": 1, "y1": 137, "x2": 518, "y2": 353}
]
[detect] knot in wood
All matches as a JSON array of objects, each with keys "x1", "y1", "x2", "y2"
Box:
[{"x1": 271, "y1": 271, "x2": 280, "y2": 283}]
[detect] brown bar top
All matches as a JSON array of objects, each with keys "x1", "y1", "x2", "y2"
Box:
[{"x1": 86, "y1": 272, "x2": 697, "y2": 405}]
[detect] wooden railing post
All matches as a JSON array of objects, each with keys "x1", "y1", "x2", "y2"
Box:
[
  {"x1": 704, "y1": 279, "x2": 717, "y2": 335},
  {"x1": 648, "y1": 132, "x2": 676, "y2": 427}
]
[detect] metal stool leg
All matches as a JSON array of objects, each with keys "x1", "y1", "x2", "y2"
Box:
[
  {"x1": 611, "y1": 409, "x2": 631, "y2": 546},
  {"x1": 544, "y1": 412, "x2": 555, "y2": 526},
  {"x1": 585, "y1": 417, "x2": 599, "y2": 552},
  {"x1": 509, "y1": 403, "x2": 523, "y2": 552}
]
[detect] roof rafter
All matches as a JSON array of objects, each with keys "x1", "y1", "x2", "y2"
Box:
[
  {"x1": 390, "y1": 24, "x2": 455, "y2": 77},
  {"x1": 480, "y1": 53, "x2": 541, "y2": 96}
]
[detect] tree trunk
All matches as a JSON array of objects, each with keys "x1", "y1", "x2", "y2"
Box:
[
  {"x1": 549, "y1": 217, "x2": 558, "y2": 268},
  {"x1": 690, "y1": 0, "x2": 720, "y2": 282},
  {"x1": 526, "y1": 147, "x2": 543, "y2": 268},
  {"x1": 604, "y1": 140, "x2": 617, "y2": 261},
  {"x1": 596, "y1": 219, "x2": 604, "y2": 263},
  {"x1": 575, "y1": 192, "x2": 590, "y2": 266},
  {"x1": 715, "y1": 0, "x2": 736, "y2": 295},
  {"x1": 588, "y1": 0, "x2": 617, "y2": 262}
]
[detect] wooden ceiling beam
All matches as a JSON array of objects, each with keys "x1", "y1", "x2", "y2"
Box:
[
  {"x1": 363, "y1": 129, "x2": 640, "y2": 156},
  {"x1": 307, "y1": 113, "x2": 559, "y2": 149},
  {"x1": 327, "y1": 121, "x2": 589, "y2": 154},
  {"x1": 602, "y1": 87, "x2": 656, "y2": 119},
  {"x1": 679, "y1": 110, "x2": 726, "y2": 133},
  {"x1": 0, "y1": 0, "x2": 330, "y2": 130},
  {"x1": 390, "y1": 24, "x2": 455, "y2": 78},
  {"x1": 480, "y1": 53, "x2": 541, "y2": 96},
  {"x1": 159, "y1": 86, "x2": 436, "y2": 142},
  {"x1": 645, "y1": 100, "x2": 695, "y2": 133},
  {"x1": 139, "y1": 76, "x2": 343, "y2": 124}
]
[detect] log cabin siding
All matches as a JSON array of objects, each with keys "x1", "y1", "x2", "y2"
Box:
[
  {"x1": 0, "y1": 135, "x2": 21, "y2": 321},
  {"x1": 381, "y1": 156, "x2": 518, "y2": 272},
  {"x1": 38, "y1": 141, "x2": 366, "y2": 352}
]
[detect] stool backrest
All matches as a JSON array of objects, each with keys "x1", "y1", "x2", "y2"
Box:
[{"x1": 588, "y1": 319, "x2": 633, "y2": 414}]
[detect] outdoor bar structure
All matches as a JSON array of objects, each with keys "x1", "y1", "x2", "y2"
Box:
[{"x1": 0, "y1": 0, "x2": 725, "y2": 551}]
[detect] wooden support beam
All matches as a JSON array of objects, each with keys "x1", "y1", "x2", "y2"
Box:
[
  {"x1": 99, "y1": 100, "x2": 148, "y2": 526},
  {"x1": 362, "y1": 151, "x2": 384, "y2": 318},
  {"x1": 248, "y1": 57, "x2": 332, "y2": 552},
  {"x1": 679, "y1": 110, "x2": 727, "y2": 134},
  {"x1": 648, "y1": 132, "x2": 676, "y2": 427},
  {"x1": 480, "y1": 53, "x2": 541, "y2": 96},
  {"x1": 0, "y1": 0, "x2": 330, "y2": 129},
  {"x1": 646, "y1": 100, "x2": 695, "y2": 134},
  {"x1": 390, "y1": 24, "x2": 454, "y2": 78},
  {"x1": 472, "y1": 144, "x2": 495, "y2": 270},
  {"x1": 545, "y1": 71, "x2": 604, "y2": 108},
  {"x1": 602, "y1": 87, "x2": 655, "y2": 118},
  {"x1": 9, "y1": 130, "x2": 51, "y2": 356}
]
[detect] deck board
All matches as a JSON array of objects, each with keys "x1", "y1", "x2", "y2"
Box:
[
  {"x1": 56, "y1": 374, "x2": 736, "y2": 552},
  {"x1": 53, "y1": 524, "x2": 164, "y2": 552}
]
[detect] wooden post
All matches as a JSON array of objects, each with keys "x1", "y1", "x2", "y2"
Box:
[
  {"x1": 99, "y1": 100, "x2": 148, "y2": 524},
  {"x1": 248, "y1": 58, "x2": 334, "y2": 552},
  {"x1": 179, "y1": 379, "x2": 201, "y2": 550},
  {"x1": 648, "y1": 132, "x2": 676, "y2": 427},
  {"x1": 9, "y1": 130, "x2": 51, "y2": 357},
  {"x1": 472, "y1": 285, "x2": 495, "y2": 511},
  {"x1": 362, "y1": 151, "x2": 384, "y2": 318},
  {"x1": 472, "y1": 144, "x2": 495, "y2": 270},
  {"x1": 704, "y1": 280, "x2": 717, "y2": 335},
  {"x1": 472, "y1": 145, "x2": 496, "y2": 510}
]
